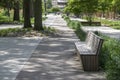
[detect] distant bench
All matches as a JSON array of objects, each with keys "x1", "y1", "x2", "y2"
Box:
[
  {"x1": 81, "y1": 22, "x2": 101, "y2": 26},
  {"x1": 75, "y1": 31, "x2": 104, "y2": 71}
]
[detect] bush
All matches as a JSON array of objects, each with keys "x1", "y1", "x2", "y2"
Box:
[
  {"x1": 74, "y1": 24, "x2": 86, "y2": 41},
  {"x1": 61, "y1": 14, "x2": 66, "y2": 18},
  {"x1": 64, "y1": 16, "x2": 70, "y2": 21},
  {"x1": 99, "y1": 36, "x2": 120, "y2": 80},
  {"x1": 67, "y1": 20, "x2": 81, "y2": 29},
  {"x1": 51, "y1": 7, "x2": 60, "y2": 13}
]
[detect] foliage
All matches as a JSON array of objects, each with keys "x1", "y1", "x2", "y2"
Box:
[
  {"x1": 65, "y1": 0, "x2": 99, "y2": 22},
  {"x1": 98, "y1": 0, "x2": 112, "y2": 15},
  {"x1": 0, "y1": 26, "x2": 57, "y2": 37},
  {"x1": 51, "y1": 7, "x2": 60, "y2": 13},
  {"x1": 46, "y1": 0, "x2": 52, "y2": 9},
  {"x1": 43, "y1": 26, "x2": 56, "y2": 33},
  {"x1": 99, "y1": 35, "x2": 120, "y2": 80},
  {"x1": 64, "y1": 0, "x2": 82, "y2": 17},
  {"x1": 0, "y1": 12, "x2": 9, "y2": 22}
]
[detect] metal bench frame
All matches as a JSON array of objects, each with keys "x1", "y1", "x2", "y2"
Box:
[{"x1": 75, "y1": 31, "x2": 104, "y2": 71}]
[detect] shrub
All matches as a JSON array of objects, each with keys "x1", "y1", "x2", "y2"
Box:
[
  {"x1": 51, "y1": 7, "x2": 60, "y2": 13},
  {"x1": 99, "y1": 36, "x2": 120, "y2": 80},
  {"x1": 67, "y1": 20, "x2": 81, "y2": 29},
  {"x1": 64, "y1": 16, "x2": 70, "y2": 21},
  {"x1": 61, "y1": 14, "x2": 66, "y2": 18},
  {"x1": 74, "y1": 24, "x2": 86, "y2": 41}
]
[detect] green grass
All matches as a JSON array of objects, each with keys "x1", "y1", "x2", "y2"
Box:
[
  {"x1": 0, "y1": 28, "x2": 32, "y2": 37},
  {"x1": 0, "y1": 26, "x2": 57, "y2": 37},
  {"x1": 94, "y1": 17, "x2": 120, "y2": 29}
]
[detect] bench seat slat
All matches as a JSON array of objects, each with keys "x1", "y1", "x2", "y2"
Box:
[{"x1": 75, "y1": 42, "x2": 96, "y2": 55}]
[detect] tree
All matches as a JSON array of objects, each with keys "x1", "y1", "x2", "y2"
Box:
[
  {"x1": 64, "y1": 0, "x2": 82, "y2": 17},
  {"x1": 46, "y1": 0, "x2": 52, "y2": 9},
  {"x1": 0, "y1": 0, "x2": 21, "y2": 21},
  {"x1": 81, "y1": 0, "x2": 99, "y2": 24},
  {"x1": 30, "y1": 0, "x2": 34, "y2": 18},
  {"x1": 23, "y1": 0, "x2": 32, "y2": 28},
  {"x1": 98, "y1": 0, "x2": 111, "y2": 17},
  {"x1": 65, "y1": 0, "x2": 99, "y2": 25},
  {"x1": 13, "y1": 0, "x2": 20, "y2": 21},
  {"x1": 34, "y1": 0, "x2": 43, "y2": 30},
  {"x1": 0, "y1": 0, "x2": 13, "y2": 17},
  {"x1": 111, "y1": 0, "x2": 120, "y2": 19}
]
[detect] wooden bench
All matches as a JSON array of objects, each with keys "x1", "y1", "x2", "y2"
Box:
[
  {"x1": 81, "y1": 22, "x2": 101, "y2": 26},
  {"x1": 75, "y1": 31, "x2": 104, "y2": 71}
]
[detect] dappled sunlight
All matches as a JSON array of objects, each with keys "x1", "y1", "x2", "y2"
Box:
[
  {"x1": 15, "y1": 36, "x2": 105, "y2": 80},
  {"x1": 0, "y1": 37, "x2": 42, "y2": 80},
  {"x1": 0, "y1": 51, "x2": 9, "y2": 55},
  {"x1": 49, "y1": 43, "x2": 62, "y2": 47},
  {"x1": 0, "y1": 24, "x2": 22, "y2": 29}
]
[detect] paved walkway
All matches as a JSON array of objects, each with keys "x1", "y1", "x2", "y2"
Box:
[
  {"x1": 0, "y1": 24, "x2": 23, "y2": 30},
  {"x1": 0, "y1": 37, "x2": 42, "y2": 80},
  {"x1": 15, "y1": 15, "x2": 105, "y2": 80},
  {"x1": 82, "y1": 26, "x2": 120, "y2": 39}
]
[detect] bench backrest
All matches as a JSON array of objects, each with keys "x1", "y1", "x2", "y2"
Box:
[{"x1": 86, "y1": 32, "x2": 104, "y2": 55}]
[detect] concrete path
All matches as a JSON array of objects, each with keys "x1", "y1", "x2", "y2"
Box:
[
  {"x1": 0, "y1": 24, "x2": 23, "y2": 30},
  {"x1": 0, "y1": 37, "x2": 42, "y2": 80},
  {"x1": 15, "y1": 15, "x2": 105, "y2": 80},
  {"x1": 82, "y1": 26, "x2": 120, "y2": 39},
  {"x1": 70, "y1": 17, "x2": 87, "y2": 22}
]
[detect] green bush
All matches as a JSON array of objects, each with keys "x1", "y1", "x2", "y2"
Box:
[
  {"x1": 74, "y1": 24, "x2": 86, "y2": 41},
  {"x1": 99, "y1": 36, "x2": 120, "y2": 80},
  {"x1": 67, "y1": 20, "x2": 81, "y2": 29},
  {"x1": 64, "y1": 16, "x2": 70, "y2": 21},
  {"x1": 61, "y1": 14, "x2": 66, "y2": 18},
  {"x1": 51, "y1": 7, "x2": 60, "y2": 13}
]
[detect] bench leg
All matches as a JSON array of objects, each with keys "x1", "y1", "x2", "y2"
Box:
[{"x1": 81, "y1": 55, "x2": 99, "y2": 71}]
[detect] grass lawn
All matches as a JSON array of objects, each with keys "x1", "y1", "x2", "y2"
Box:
[{"x1": 94, "y1": 17, "x2": 120, "y2": 29}]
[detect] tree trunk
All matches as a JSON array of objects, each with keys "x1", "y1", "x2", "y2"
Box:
[
  {"x1": 23, "y1": 0, "x2": 32, "y2": 28},
  {"x1": 87, "y1": 13, "x2": 92, "y2": 26},
  {"x1": 13, "y1": 1, "x2": 20, "y2": 21},
  {"x1": 34, "y1": 0, "x2": 43, "y2": 30},
  {"x1": 30, "y1": 0, "x2": 34, "y2": 18}
]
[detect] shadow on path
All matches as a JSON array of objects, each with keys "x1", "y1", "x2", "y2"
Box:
[{"x1": 15, "y1": 15, "x2": 105, "y2": 80}]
